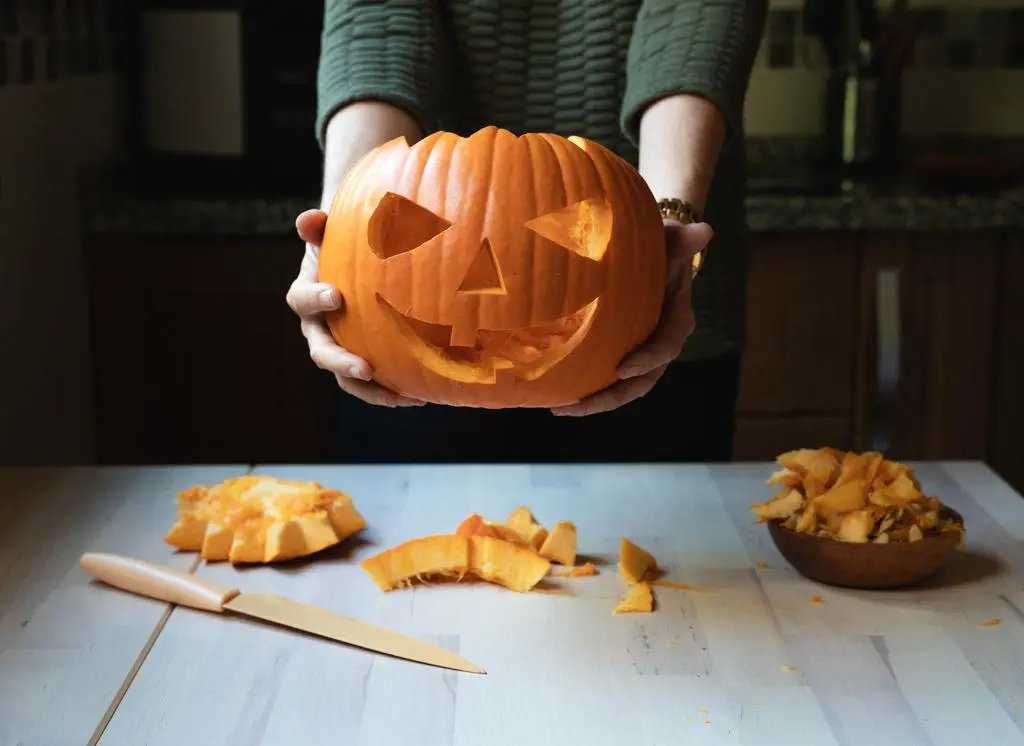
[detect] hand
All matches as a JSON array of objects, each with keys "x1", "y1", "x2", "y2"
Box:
[
  {"x1": 286, "y1": 209, "x2": 426, "y2": 408},
  {"x1": 551, "y1": 220, "x2": 711, "y2": 417}
]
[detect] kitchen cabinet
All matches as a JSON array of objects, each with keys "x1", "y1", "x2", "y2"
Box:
[{"x1": 87, "y1": 235, "x2": 335, "y2": 464}]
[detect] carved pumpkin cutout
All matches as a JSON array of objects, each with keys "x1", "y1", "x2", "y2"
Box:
[{"x1": 320, "y1": 126, "x2": 667, "y2": 408}]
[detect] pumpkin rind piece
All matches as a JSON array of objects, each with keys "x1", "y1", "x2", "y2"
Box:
[
  {"x1": 456, "y1": 513, "x2": 533, "y2": 548},
  {"x1": 506, "y1": 506, "x2": 549, "y2": 549},
  {"x1": 163, "y1": 476, "x2": 366, "y2": 564},
  {"x1": 613, "y1": 581, "x2": 654, "y2": 614},
  {"x1": 360, "y1": 535, "x2": 471, "y2": 591},
  {"x1": 619, "y1": 537, "x2": 658, "y2": 584},
  {"x1": 538, "y1": 521, "x2": 577, "y2": 565},
  {"x1": 468, "y1": 536, "x2": 551, "y2": 592}
]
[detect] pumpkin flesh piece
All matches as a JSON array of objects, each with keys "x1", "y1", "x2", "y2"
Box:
[
  {"x1": 506, "y1": 506, "x2": 549, "y2": 550},
  {"x1": 619, "y1": 537, "x2": 658, "y2": 584},
  {"x1": 164, "y1": 476, "x2": 367, "y2": 564},
  {"x1": 539, "y1": 521, "x2": 577, "y2": 565},
  {"x1": 468, "y1": 536, "x2": 551, "y2": 592},
  {"x1": 456, "y1": 513, "x2": 533, "y2": 548},
  {"x1": 613, "y1": 581, "x2": 654, "y2": 614},
  {"x1": 360, "y1": 535, "x2": 471, "y2": 591}
]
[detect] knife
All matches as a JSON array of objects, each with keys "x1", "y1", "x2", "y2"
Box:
[{"x1": 79, "y1": 552, "x2": 485, "y2": 675}]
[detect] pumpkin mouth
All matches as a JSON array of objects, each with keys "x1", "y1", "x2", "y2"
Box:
[{"x1": 375, "y1": 294, "x2": 600, "y2": 385}]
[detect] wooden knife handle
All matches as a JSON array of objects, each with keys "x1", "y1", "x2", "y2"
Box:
[{"x1": 80, "y1": 552, "x2": 240, "y2": 612}]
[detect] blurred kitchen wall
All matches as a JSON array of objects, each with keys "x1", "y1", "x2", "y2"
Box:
[
  {"x1": 748, "y1": 0, "x2": 1024, "y2": 136},
  {"x1": 0, "y1": 0, "x2": 123, "y2": 464}
]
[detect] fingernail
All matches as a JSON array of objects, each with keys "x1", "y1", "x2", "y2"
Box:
[
  {"x1": 347, "y1": 364, "x2": 371, "y2": 381},
  {"x1": 319, "y1": 288, "x2": 340, "y2": 308}
]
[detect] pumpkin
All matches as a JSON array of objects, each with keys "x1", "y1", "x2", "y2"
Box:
[
  {"x1": 164, "y1": 476, "x2": 365, "y2": 563},
  {"x1": 360, "y1": 534, "x2": 471, "y2": 591},
  {"x1": 619, "y1": 537, "x2": 658, "y2": 584},
  {"x1": 467, "y1": 536, "x2": 551, "y2": 592},
  {"x1": 319, "y1": 125, "x2": 667, "y2": 408},
  {"x1": 506, "y1": 505, "x2": 549, "y2": 549},
  {"x1": 613, "y1": 581, "x2": 654, "y2": 614},
  {"x1": 539, "y1": 521, "x2": 577, "y2": 566},
  {"x1": 455, "y1": 512, "x2": 533, "y2": 548}
]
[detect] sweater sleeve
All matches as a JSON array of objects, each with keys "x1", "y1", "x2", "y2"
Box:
[
  {"x1": 620, "y1": 0, "x2": 767, "y2": 147},
  {"x1": 315, "y1": 0, "x2": 451, "y2": 148}
]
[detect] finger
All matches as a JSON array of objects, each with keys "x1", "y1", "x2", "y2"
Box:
[
  {"x1": 287, "y1": 276, "x2": 343, "y2": 317},
  {"x1": 551, "y1": 365, "x2": 666, "y2": 417},
  {"x1": 295, "y1": 209, "x2": 328, "y2": 247},
  {"x1": 337, "y1": 375, "x2": 427, "y2": 408},
  {"x1": 302, "y1": 318, "x2": 373, "y2": 380},
  {"x1": 616, "y1": 285, "x2": 695, "y2": 378}
]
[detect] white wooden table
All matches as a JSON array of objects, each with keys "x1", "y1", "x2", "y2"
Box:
[{"x1": 2, "y1": 461, "x2": 1023, "y2": 746}]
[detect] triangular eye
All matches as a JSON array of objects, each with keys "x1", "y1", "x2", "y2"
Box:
[
  {"x1": 368, "y1": 192, "x2": 451, "y2": 260},
  {"x1": 523, "y1": 198, "x2": 612, "y2": 262}
]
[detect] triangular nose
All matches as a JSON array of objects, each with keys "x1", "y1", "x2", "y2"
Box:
[{"x1": 457, "y1": 238, "x2": 506, "y2": 295}]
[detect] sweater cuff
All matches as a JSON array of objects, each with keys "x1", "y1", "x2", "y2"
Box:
[
  {"x1": 315, "y1": 1, "x2": 449, "y2": 149},
  {"x1": 620, "y1": 0, "x2": 767, "y2": 148}
]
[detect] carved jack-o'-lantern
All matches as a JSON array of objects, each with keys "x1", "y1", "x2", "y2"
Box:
[{"x1": 319, "y1": 126, "x2": 667, "y2": 408}]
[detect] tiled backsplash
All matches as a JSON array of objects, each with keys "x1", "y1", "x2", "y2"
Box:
[
  {"x1": 759, "y1": 5, "x2": 1024, "y2": 70},
  {"x1": 0, "y1": 0, "x2": 117, "y2": 85}
]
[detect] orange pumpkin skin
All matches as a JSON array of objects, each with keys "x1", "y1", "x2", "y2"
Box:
[{"x1": 319, "y1": 126, "x2": 667, "y2": 408}]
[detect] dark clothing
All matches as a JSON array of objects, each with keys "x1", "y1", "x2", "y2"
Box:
[{"x1": 327, "y1": 355, "x2": 740, "y2": 463}]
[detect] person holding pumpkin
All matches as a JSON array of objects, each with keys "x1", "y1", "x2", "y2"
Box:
[{"x1": 286, "y1": 0, "x2": 768, "y2": 464}]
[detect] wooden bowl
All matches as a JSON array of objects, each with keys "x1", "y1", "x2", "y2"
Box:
[{"x1": 766, "y1": 507, "x2": 965, "y2": 589}]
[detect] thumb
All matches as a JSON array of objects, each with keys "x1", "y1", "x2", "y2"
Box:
[{"x1": 296, "y1": 209, "x2": 328, "y2": 247}]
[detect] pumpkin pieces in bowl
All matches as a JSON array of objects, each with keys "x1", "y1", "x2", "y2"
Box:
[
  {"x1": 751, "y1": 448, "x2": 964, "y2": 545},
  {"x1": 164, "y1": 475, "x2": 366, "y2": 564}
]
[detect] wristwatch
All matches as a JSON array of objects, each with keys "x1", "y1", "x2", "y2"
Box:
[{"x1": 657, "y1": 197, "x2": 707, "y2": 280}]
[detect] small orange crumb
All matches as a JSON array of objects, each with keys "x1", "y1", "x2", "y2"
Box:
[
  {"x1": 652, "y1": 579, "x2": 712, "y2": 593},
  {"x1": 810, "y1": 595, "x2": 824, "y2": 604},
  {"x1": 980, "y1": 617, "x2": 1002, "y2": 627},
  {"x1": 782, "y1": 665, "x2": 798, "y2": 671},
  {"x1": 699, "y1": 708, "x2": 709, "y2": 715},
  {"x1": 702, "y1": 719, "x2": 712, "y2": 726},
  {"x1": 549, "y1": 562, "x2": 597, "y2": 578},
  {"x1": 756, "y1": 560, "x2": 769, "y2": 569}
]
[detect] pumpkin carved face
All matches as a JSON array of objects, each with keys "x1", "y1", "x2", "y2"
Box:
[{"x1": 319, "y1": 126, "x2": 666, "y2": 408}]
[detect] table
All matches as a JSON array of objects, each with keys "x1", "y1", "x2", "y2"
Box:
[{"x1": 2, "y1": 461, "x2": 1023, "y2": 746}]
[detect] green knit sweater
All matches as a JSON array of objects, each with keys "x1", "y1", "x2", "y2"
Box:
[{"x1": 316, "y1": 0, "x2": 767, "y2": 362}]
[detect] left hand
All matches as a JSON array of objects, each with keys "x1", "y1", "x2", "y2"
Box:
[{"x1": 551, "y1": 220, "x2": 712, "y2": 417}]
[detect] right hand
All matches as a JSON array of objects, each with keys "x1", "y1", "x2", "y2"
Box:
[{"x1": 286, "y1": 208, "x2": 426, "y2": 408}]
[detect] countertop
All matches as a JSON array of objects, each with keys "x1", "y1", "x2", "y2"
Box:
[
  {"x1": 79, "y1": 138, "x2": 1024, "y2": 236},
  {"x1": 2, "y1": 461, "x2": 1023, "y2": 745}
]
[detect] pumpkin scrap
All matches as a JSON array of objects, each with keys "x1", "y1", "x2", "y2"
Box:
[
  {"x1": 539, "y1": 521, "x2": 577, "y2": 565},
  {"x1": 360, "y1": 534, "x2": 471, "y2": 591},
  {"x1": 619, "y1": 537, "x2": 658, "y2": 584},
  {"x1": 506, "y1": 506, "x2": 549, "y2": 549},
  {"x1": 613, "y1": 581, "x2": 654, "y2": 614},
  {"x1": 550, "y1": 562, "x2": 597, "y2": 577},
  {"x1": 752, "y1": 448, "x2": 965, "y2": 546},
  {"x1": 164, "y1": 475, "x2": 366, "y2": 564},
  {"x1": 468, "y1": 536, "x2": 551, "y2": 592},
  {"x1": 456, "y1": 513, "x2": 532, "y2": 548}
]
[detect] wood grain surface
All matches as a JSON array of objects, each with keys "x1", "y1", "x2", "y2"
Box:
[
  {"x1": 81, "y1": 461, "x2": 1024, "y2": 746},
  {"x1": 0, "y1": 465, "x2": 250, "y2": 746}
]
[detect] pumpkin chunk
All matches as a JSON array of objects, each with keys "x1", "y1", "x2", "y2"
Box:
[
  {"x1": 468, "y1": 536, "x2": 551, "y2": 592},
  {"x1": 360, "y1": 535, "x2": 470, "y2": 591},
  {"x1": 613, "y1": 581, "x2": 654, "y2": 614},
  {"x1": 506, "y1": 506, "x2": 549, "y2": 549},
  {"x1": 164, "y1": 476, "x2": 366, "y2": 564},
  {"x1": 456, "y1": 513, "x2": 533, "y2": 548},
  {"x1": 619, "y1": 537, "x2": 658, "y2": 584},
  {"x1": 538, "y1": 521, "x2": 577, "y2": 565},
  {"x1": 550, "y1": 562, "x2": 597, "y2": 578}
]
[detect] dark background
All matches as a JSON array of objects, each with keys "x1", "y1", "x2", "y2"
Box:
[{"x1": 1, "y1": 0, "x2": 1022, "y2": 493}]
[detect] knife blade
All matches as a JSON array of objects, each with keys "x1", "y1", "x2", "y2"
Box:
[{"x1": 79, "y1": 552, "x2": 485, "y2": 675}]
